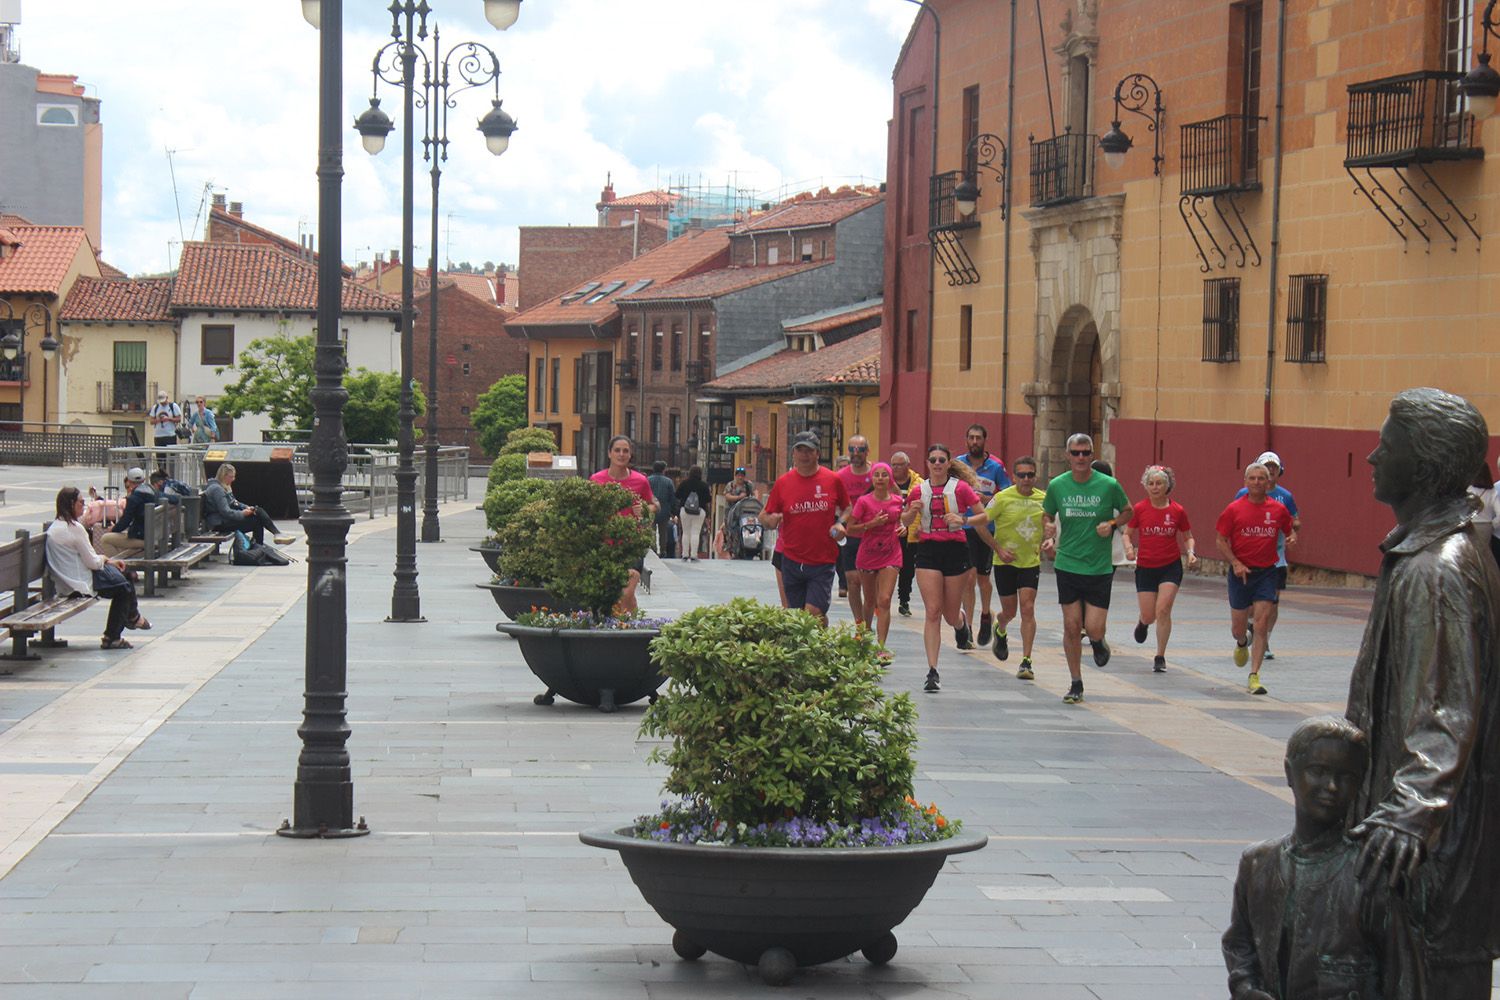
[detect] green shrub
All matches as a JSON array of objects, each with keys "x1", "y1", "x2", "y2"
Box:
[
  {"x1": 499, "y1": 426, "x2": 559, "y2": 457},
  {"x1": 641, "y1": 599, "x2": 919, "y2": 829},
  {"x1": 487, "y1": 452, "x2": 528, "y2": 490},
  {"x1": 483, "y1": 477, "x2": 554, "y2": 535},
  {"x1": 495, "y1": 476, "x2": 653, "y2": 615}
]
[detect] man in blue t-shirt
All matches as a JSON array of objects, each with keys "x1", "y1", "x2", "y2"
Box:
[
  {"x1": 954, "y1": 423, "x2": 1011, "y2": 649},
  {"x1": 1232, "y1": 450, "x2": 1300, "y2": 660}
]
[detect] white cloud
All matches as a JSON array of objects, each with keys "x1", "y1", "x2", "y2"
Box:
[{"x1": 15, "y1": 1, "x2": 917, "y2": 276}]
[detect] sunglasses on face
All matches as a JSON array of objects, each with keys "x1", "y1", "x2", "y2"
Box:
[
  {"x1": 849, "y1": 446, "x2": 868, "y2": 452},
  {"x1": 1016, "y1": 471, "x2": 1037, "y2": 479},
  {"x1": 927, "y1": 457, "x2": 948, "y2": 465},
  {"x1": 1069, "y1": 449, "x2": 1092, "y2": 457}
]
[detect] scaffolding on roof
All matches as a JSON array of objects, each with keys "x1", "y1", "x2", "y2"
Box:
[{"x1": 665, "y1": 173, "x2": 756, "y2": 239}]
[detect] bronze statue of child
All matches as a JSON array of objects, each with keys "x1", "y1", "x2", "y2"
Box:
[{"x1": 1223, "y1": 715, "x2": 1408, "y2": 999}]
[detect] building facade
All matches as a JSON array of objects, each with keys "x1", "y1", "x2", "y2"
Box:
[
  {"x1": 0, "y1": 59, "x2": 102, "y2": 250},
  {"x1": 0, "y1": 221, "x2": 100, "y2": 427},
  {"x1": 57, "y1": 276, "x2": 176, "y2": 444}
]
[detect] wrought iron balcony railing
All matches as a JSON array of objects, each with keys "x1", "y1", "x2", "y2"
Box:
[
  {"x1": 1345, "y1": 70, "x2": 1481, "y2": 168},
  {"x1": 928, "y1": 170, "x2": 975, "y2": 232},
  {"x1": 684, "y1": 359, "x2": 708, "y2": 384},
  {"x1": 615, "y1": 356, "x2": 639, "y2": 387},
  {"x1": 0, "y1": 353, "x2": 28, "y2": 383},
  {"x1": 97, "y1": 379, "x2": 157, "y2": 413},
  {"x1": 1180, "y1": 114, "x2": 1264, "y2": 195},
  {"x1": 1029, "y1": 130, "x2": 1095, "y2": 208}
]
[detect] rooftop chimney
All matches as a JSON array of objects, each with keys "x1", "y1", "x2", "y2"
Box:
[
  {"x1": 212, "y1": 193, "x2": 226, "y2": 210},
  {"x1": 228, "y1": 201, "x2": 243, "y2": 218},
  {"x1": 599, "y1": 171, "x2": 616, "y2": 204},
  {"x1": 389, "y1": 249, "x2": 400, "y2": 265}
]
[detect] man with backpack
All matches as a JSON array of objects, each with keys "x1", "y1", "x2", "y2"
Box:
[
  {"x1": 148, "y1": 390, "x2": 182, "y2": 450},
  {"x1": 674, "y1": 465, "x2": 711, "y2": 562}
]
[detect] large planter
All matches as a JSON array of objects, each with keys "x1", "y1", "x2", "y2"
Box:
[
  {"x1": 580, "y1": 826, "x2": 988, "y2": 984},
  {"x1": 476, "y1": 583, "x2": 565, "y2": 621},
  {"x1": 470, "y1": 543, "x2": 503, "y2": 574},
  {"x1": 493, "y1": 624, "x2": 664, "y2": 712}
]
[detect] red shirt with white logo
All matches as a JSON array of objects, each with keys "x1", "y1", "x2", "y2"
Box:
[
  {"x1": 1131, "y1": 499, "x2": 1192, "y2": 569},
  {"x1": 1215, "y1": 496, "x2": 1293, "y2": 568},
  {"x1": 764, "y1": 466, "x2": 850, "y2": 565}
]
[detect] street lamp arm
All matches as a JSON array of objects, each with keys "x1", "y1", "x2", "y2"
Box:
[
  {"x1": 371, "y1": 38, "x2": 431, "y2": 95},
  {"x1": 1111, "y1": 72, "x2": 1163, "y2": 136},
  {"x1": 967, "y1": 132, "x2": 1007, "y2": 183}
]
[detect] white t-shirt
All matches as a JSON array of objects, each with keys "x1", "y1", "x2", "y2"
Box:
[
  {"x1": 45, "y1": 519, "x2": 106, "y2": 596},
  {"x1": 150, "y1": 400, "x2": 181, "y2": 437}
]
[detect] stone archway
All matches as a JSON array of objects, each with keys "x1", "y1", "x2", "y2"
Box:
[{"x1": 1034, "y1": 308, "x2": 1108, "y2": 477}]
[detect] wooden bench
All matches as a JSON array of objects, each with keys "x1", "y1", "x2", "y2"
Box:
[
  {"x1": 178, "y1": 495, "x2": 233, "y2": 561},
  {"x1": 0, "y1": 529, "x2": 97, "y2": 664},
  {"x1": 121, "y1": 502, "x2": 215, "y2": 597}
]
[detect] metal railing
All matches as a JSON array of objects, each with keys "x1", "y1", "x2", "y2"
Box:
[
  {"x1": 1345, "y1": 70, "x2": 1479, "y2": 167},
  {"x1": 1180, "y1": 114, "x2": 1264, "y2": 195},
  {"x1": 96, "y1": 379, "x2": 158, "y2": 413},
  {"x1": 0, "y1": 353, "x2": 30, "y2": 384},
  {"x1": 928, "y1": 170, "x2": 970, "y2": 230},
  {"x1": 633, "y1": 442, "x2": 695, "y2": 471},
  {"x1": 684, "y1": 359, "x2": 709, "y2": 384},
  {"x1": 616, "y1": 357, "x2": 639, "y2": 386},
  {"x1": 1029, "y1": 130, "x2": 1095, "y2": 208},
  {"x1": 1, "y1": 422, "x2": 139, "y2": 466}
]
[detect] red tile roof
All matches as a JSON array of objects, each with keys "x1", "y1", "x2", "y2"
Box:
[
  {"x1": 506, "y1": 228, "x2": 731, "y2": 333},
  {"x1": 207, "y1": 206, "x2": 353, "y2": 276},
  {"x1": 608, "y1": 190, "x2": 674, "y2": 208},
  {"x1": 703, "y1": 328, "x2": 881, "y2": 393},
  {"x1": 96, "y1": 260, "x2": 128, "y2": 280},
  {"x1": 739, "y1": 194, "x2": 881, "y2": 233},
  {"x1": 445, "y1": 271, "x2": 498, "y2": 305},
  {"x1": 60, "y1": 277, "x2": 174, "y2": 323},
  {"x1": 783, "y1": 302, "x2": 883, "y2": 334},
  {"x1": 0, "y1": 225, "x2": 90, "y2": 296},
  {"x1": 170, "y1": 242, "x2": 400, "y2": 315},
  {"x1": 617, "y1": 261, "x2": 829, "y2": 302}
]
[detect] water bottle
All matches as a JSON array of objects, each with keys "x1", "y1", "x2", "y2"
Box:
[{"x1": 830, "y1": 525, "x2": 847, "y2": 547}]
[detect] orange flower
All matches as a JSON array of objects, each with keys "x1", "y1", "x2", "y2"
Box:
[
  {"x1": 904, "y1": 795, "x2": 918, "y2": 806},
  {"x1": 935, "y1": 816, "x2": 947, "y2": 829},
  {"x1": 927, "y1": 803, "x2": 939, "y2": 815},
  {"x1": 660, "y1": 821, "x2": 671, "y2": 830}
]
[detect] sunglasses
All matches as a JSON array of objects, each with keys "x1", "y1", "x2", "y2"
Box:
[
  {"x1": 1015, "y1": 471, "x2": 1037, "y2": 479},
  {"x1": 1069, "y1": 449, "x2": 1093, "y2": 457},
  {"x1": 927, "y1": 457, "x2": 949, "y2": 465},
  {"x1": 848, "y1": 446, "x2": 868, "y2": 452}
]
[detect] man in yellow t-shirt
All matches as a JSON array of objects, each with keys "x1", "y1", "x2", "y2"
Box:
[{"x1": 983, "y1": 455, "x2": 1049, "y2": 680}]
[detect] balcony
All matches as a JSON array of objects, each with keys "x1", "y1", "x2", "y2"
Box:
[
  {"x1": 0, "y1": 353, "x2": 29, "y2": 384},
  {"x1": 1345, "y1": 70, "x2": 1480, "y2": 168},
  {"x1": 927, "y1": 170, "x2": 980, "y2": 286},
  {"x1": 684, "y1": 359, "x2": 709, "y2": 385},
  {"x1": 97, "y1": 379, "x2": 157, "y2": 413},
  {"x1": 928, "y1": 170, "x2": 976, "y2": 232},
  {"x1": 615, "y1": 357, "x2": 639, "y2": 387},
  {"x1": 1180, "y1": 115, "x2": 1264, "y2": 195},
  {"x1": 1029, "y1": 130, "x2": 1095, "y2": 208}
]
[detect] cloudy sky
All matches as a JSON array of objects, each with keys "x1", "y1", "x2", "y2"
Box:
[{"x1": 15, "y1": 0, "x2": 920, "y2": 278}]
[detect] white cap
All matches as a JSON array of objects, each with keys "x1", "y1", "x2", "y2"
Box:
[{"x1": 1255, "y1": 451, "x2": 1283, "y2": 471}]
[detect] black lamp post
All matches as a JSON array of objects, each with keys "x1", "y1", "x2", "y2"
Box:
[
  {"x1": 278, "y1": 0, "x2": 367, "y2": 840},
  {"x1": 0, "y1": 301, "x2": 54, "y2": 426},
  {"x1": 952, "y1": 132, "x2": 1008, "y2": 219},
  {"x1": 354, "y1": 1, "x2": 520, "y2": 616},
  {"x1": 1460, "y1": 1, "x2": 1500, "y2": 120},
  {"x1": 1099, "y1": 73, "x2": 1165, "y2": 175}
]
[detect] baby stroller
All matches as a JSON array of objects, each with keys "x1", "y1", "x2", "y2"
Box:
[{"x1": 725, "y1": 495, "x2": 764, "y2": 560}]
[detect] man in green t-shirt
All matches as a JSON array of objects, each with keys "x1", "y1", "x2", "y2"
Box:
[
  {"x1": 1041, "y1": 433, "x2": 1131, "y2": 704},
  {"x1": 983, "y1": 455, "x2": 1048, "y2": 681}
]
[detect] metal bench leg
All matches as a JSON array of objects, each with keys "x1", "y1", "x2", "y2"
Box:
[
  {"x1": 33, "y1": 626, "x2": 67, "y2": 649},
  {"x1": 1, "y1": 630, "x2": 40, "y2": 663}
]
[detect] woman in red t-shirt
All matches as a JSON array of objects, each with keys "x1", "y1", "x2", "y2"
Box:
[
  {"x1": 1121, "y1": 465, "x2": 1198, "y2": 672},
  {"x1": 589, "y1": 435, "x2": 657, "y2": 613},
  {"x1": 848, "y1": 462, "x2": 905, "y2": 651},
  {"x1": 899, "y1": 444, "x2": 993, "y2": 693}
]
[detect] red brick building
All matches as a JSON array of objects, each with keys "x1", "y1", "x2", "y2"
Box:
[
  {"x1": 516, "y1": 225, "x2": 668, "y2": 312},
  {"x1": 412, "y1": 279, "x2": 527, "y2": 459}
]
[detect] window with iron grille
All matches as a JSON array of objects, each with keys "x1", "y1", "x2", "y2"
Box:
[
  {"x1": 534, "y1": 358, "x2": 545, "y2": 411},
  {"x1": 651, "y1": 329, "x2": 663, "y2": 371},
  {"x1": 671, "y1": 329, "x2": 682, "y2": 371},
  {"x1": 1286, "y1": 274, "x2": 1328, "y2": 363},
  {"x1": 550, "y1": 358, "x2": 561, "y2": 414},
  {"x1": 1202, "y1": 278, "x2": 1240, "y2": 363},
  {"x1": 962, "y1": 85, "x2": 980, "y2": 178}
]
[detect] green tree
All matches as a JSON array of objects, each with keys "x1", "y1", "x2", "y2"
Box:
[
  {"x1": 498, "y1": 425, "x2": 558, "y2": 456},
  {"x1": 471, "y1": 373, "x2": 527, "y2": 456},
  {"x1": 344, "y1": 369, "x2": 422, "y2": 444}
]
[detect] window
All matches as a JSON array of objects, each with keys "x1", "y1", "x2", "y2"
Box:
[
  {"x1": 37, "y1": 104, "x2": 79, "y2": 126},
  {"x1": 821, "y1": 240, "x2": 829, "y2": 260},
  {"x1": 800, "y1": 241, "x2": 813, "y2": 262},
  {"x1": 649, "y1": 410, "x2": 661, "y2": 444},
  {"x1": 461, "y1": 362, "x2": 471, "y2": 376},
  {"x1": 1285, "y1": 274, "x2": 1328, "y2": 363},
  {"x1": 767, "y1": 245, "x2": 780, "y2": 264},
  {"x1": 1444, "y1": 0, "x2": 1475, "y2": 115},
  {"x1": 112, "y1": 341, "x2": 148, "y2": 412},
  {"x1": 201, "y1": 325, "x2": 234, "y2": 366},
  {"x1": 625, "y1": 327, "x2": 638, "y2": 359},
  {"x1": 669, "y1": 411, "x2": 681, "y2": 447},
  {"x1": 1230, "y1": 2, "x2": 1264, "y2": 174},
  {"x1": 584, "y1": 280, "x2": 626, "y2": 305},
  {"x1": 625, "y1": 409, "x2": 636, "y2": 439},
  {"x1": 958, "y1": 305, "x2": 973, "y2": 371},
  {"x1": 462, "y1": 342, "x2": 471, "y2": 351},
  {"x1": 461, "y1": 405, "x2": 470, "y2": 415},
  {"x1": 573, "y1": 359, "x2": 584, "y2": 414},
  {"x1": 670, "y1": 329, "x2": 683, "y2": 371},
  {"x1": 651, "y1": 329, "x2": 663, "y2": 371},
  {"x1": 962, "y1": 85, "x2": 980, "y2": 178},
  {"x1": 1202, "y1": 278, "x2": 1240, "y2": 363},
  {"x1": 535, "y1": 357, "x2": 545, "y2": 411},
  {"x1": 1066, "y1": 55, "x2": 1091, "y2": 138},
  {"x1": 550, "y1": 358, "x2": 561, "y2": 414},
  {"x1": 905, "y1": 102, "x2": 924, "y2": 237}
]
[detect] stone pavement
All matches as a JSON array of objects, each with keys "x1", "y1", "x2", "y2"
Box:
[{"x1": 0, "y1": 467, "x2": 1495, "y2": 998}]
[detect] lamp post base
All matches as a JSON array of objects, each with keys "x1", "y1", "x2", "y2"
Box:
[{"x1": 277, "y1": 818, "x2": 371, "y2": 839}]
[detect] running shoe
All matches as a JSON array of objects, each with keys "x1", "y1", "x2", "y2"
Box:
[
  {"x1": 992, "y1": 628, "x2": 1009, "y2": 661},
  {"x1": 1263, "y1": 648, "x2": 1276, "y2": 661},
  {"x1": 1152, "y1": 655, "x2": 1167, "y2": 673},
  {"x1": 897, "y1": 602, "x2": 912, "y2": 617},
  {"x1": 1233, "y1": 635, "x2": 1250, "y2": 667},
  {"x1": 954, "y1": 612, "x2": 974, "y2": 650},
  {"x1": 1090, "y1": 638, "x2": 1111, "y2": 667},
  {"x1": 923, "y1": 668, "x2": 941, "y2": 693},
  {"x1": 1016, "y1": 657, "x2": 1034, "y2": 680},
  {"x1": 1062, "y1": 680, "x2": 1084, "y2": 704},
  {"x1": 976, "y1": 614, "x2": 993, "y2": 647},
  {"x1": 1133, "y1": 621, "x2": 1149, "y2": 644},
  {"x1": 1247, "y1": 672, "x2": 1267, "y2": 695}
]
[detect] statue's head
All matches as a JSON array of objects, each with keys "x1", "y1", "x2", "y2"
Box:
[
  {"x1": 1372, "y1": 388, "x2": 1488, "y2": 509},
  {"x1": 1284, "y1": 715, "x2": 1368, "y2": 832}
]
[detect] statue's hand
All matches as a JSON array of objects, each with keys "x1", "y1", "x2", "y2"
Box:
[{"x1": 1352, "y1": 821, "x2": 1424, "y2": 891}]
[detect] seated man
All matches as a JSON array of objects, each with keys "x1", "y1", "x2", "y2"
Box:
[{"x1": 98, "y1": 468, "x2": 153, "y2": 558}]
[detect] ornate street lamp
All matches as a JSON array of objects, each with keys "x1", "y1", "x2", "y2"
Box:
[
  {"x1": 1460, "y1": 1, "x2": 1500, "y2": 120},
  {"x1": 953, "y1": 132, "x2": 1008, "y2": 219},
  {"x1": 1099, "y1": 72, "x2": 1165, "y2": 175},
  {"x1": 359, "y1": 0, "x2": 520, "y2": 619},
  {"x1": 0, "y1": 301, "x2": 53, "y2": 425},
  {"x1": 278, "y1": 0, "x2": 367, "y2": 840}
]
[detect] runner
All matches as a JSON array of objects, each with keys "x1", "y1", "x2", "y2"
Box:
[
  {"x1": 758, "y1": 431, "x2": 850, "y2": 624},
  {"x1": 1231, "y1": 451, "x2": 1300, "y2": 661},
  {"x1": 888, "y1": 451, "x2": 922, "y2": 617},
  {"x1": 847, "y1": 462, "x2": 904, "y2": 652},
  {"x1": 954, "y1": 424, "x2": 1011, "y2": 649},
  {"x1": 836, "y1": 435, "x2": 876, "y2": 628},
  {"x1": 983, "y1": 455, "x2": 1048, "y2": 680},
  {"x1": 1121, "y1": 465, "x2": 1197, "y2": 673},
  {"x1": 588, "y1": 435, "x2": 657, "y2": 614},
  {"x1": 1214, "y1": 462, "x2": 1295, "y2": 695}
]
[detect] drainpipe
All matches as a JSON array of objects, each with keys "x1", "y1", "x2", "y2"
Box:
[
  {"x1": 1263, "y1": 0, "x2": 1288, "y2": 451},
  {"x1": 632, "y1": 210, "x2": 641, "y2": 259},
  {"x1": 900, "y1": 0, "x2": 941, "y2": 451},
  {"x1": 1000, "y1": 0, "x2": 1017, "y2": 460}
]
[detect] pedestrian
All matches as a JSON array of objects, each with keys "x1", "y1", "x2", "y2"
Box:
[
  {"x1": 901, "y1": 443, "x2": 993, "y2": 693},
  {"x1": 983, "y1": 455, "x2": 1047, "y2": 680},
  {"x1": 847, "y1": 461, "x2": 904, "y2": 652},
  {"x1": 888, "y1": 451, "x2": 922, "y2": 617},
  {"x1": 836, "y1": 434, "x2": 875, "y2": 627},
  {"x1": 646, "y1": 461, "x2": 677, "y2": 560},
  {"x1": 1041, "y1": 433, "x2": 1131, "y2": 705},
  {"x1": 589, "y1": 435, "x2": 657, "y2": 613},
  {"x1": 46, "y1": 486, "x2": 150, "y2": 649},
  {"x1": 1122, "y1": 465, "x2": 1197, "y2": 673},
  {"x1": 832, "y1": 454, "x2": 852, "y2": 599},
  {"x1": 954, "y1": 423, "x2": 1011, "y2": 650},
  {"x1": 184, "y1": 395, "x2": 219, "y2": 444},
  {"x1": 1232, "y1": 451, "x2": 1300, "y2": 661},
  {"x1": 204, "y1": 463, "x2": 294, "y2": 547},
  {"x1": 98, "y1": 468, "x2": 152, "y2": 558},
  {"x1": 1214, "y1": 462, "x2": 1295, "y2": 695},
  {"x1": 148, "y1": 389, "x2": 182, "y2": 450},
  {"x1": 674, "y1": 465, "x2": 711, "y2": 562},
  {"x1": 758, "y1": 431, "x2": 849, "y2": 624}
]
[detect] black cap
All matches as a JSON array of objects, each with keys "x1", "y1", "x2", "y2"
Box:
[{"x1": 791, "y1": 431, "x2": 820, "y2": 451}]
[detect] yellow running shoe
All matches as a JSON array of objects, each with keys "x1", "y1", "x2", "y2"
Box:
[{"x1": 1247, "y1": 672, "x2": 1267, "y2": 695}]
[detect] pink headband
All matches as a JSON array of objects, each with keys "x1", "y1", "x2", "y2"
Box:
[{"x1": 871, "y1": 462, "x2": 893, "y2": 478}]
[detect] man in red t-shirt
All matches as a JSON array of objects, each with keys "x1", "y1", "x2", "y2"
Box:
[
  {"x1": 760, "y1": 431, "x2": 851, "y2": 622},
  {"x1": 1215, "y1": 462, "x2": 1295, "y2": 694}
]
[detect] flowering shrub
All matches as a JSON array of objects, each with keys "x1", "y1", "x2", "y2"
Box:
[
  {"x1": 483, "y1": 477, "x2": 554, "y2": 535},
  {"x1": 634, "y1": 796, "x2": 958, "y2": 848},
  {"x1": 513, "y1": 608, "x2": 670, "y2": 631}
]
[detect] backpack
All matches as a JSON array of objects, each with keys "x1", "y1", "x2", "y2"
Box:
[
  {"x1": 916, "y1": 478, "x2": 961, "y2": 533},
  {"x1": 232, "y1": 542, "x2": 292, "y2": 566},
  {"x1": 682, "y1": 490, "x2": 702, "y2": 515}
]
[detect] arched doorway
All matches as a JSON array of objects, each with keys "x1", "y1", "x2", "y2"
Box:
[{"x1": 1035, "y1": 306, "x2": 1110, "y2": 478}]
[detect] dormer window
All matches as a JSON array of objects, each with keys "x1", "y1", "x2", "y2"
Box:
[{"x1": 37, "y1": 104, "x2": 79, "y2": 127}]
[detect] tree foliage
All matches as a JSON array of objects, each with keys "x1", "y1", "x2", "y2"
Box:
[
  {"x1": 498, "y1": 425, "x2": 558, "y2": 456},
  {"x1": 471, "y1": 374, "x2": 528, "y2": 457}
]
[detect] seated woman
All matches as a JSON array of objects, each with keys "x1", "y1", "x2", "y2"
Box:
[
  {"x1": 203, "y1": 463, "x2": 290, "y2": 546},
  {"x1": 46, "y1": 486, "x2": 151, "y2": 650}
]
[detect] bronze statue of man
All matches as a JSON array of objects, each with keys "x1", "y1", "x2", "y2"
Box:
[{"x1": 1347, "y1": 387, "x2": 1500, "y2": 998}]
